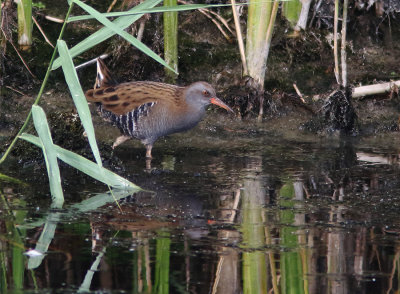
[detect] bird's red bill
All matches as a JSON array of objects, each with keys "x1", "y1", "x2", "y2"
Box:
[{"x1": 210, "y1": 97, "x2": 234, "y2": 113}]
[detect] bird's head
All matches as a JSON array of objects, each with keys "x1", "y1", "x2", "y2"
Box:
[{"x1": 186, "y1": 82, "x2": 234, "y2": 113}]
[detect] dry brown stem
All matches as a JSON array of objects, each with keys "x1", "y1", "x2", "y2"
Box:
[
  {"x1": 107, "y1": 0, "x2": 119, "y2": 12},
  {"x1": 352, "y1": 80, "x2": 400, "y2": 98},
  {"x1": 293, "y1": 83, "x2": 306, "y2": 103},
  {"x1": 6, "y1": 85, "x2": 26, "y2": 95},
  {"x1": 341, "y1": 0, "x2": 348, "y2": 87},
  {"x1": 231, "y1": 0, "x2": 247, "y2": 75},
  {"x1": 32, "y1": 16, "x2": 54, "y2": 48},
  {"x1": 333, "y1": 0, "x2": 341, "y2": 85},
  {"x1": 178, "y1": 0, "x2": 233, "y2": 41},
  {"x1": 44, "y1": 15, "x2": 64, "y2": 23}
]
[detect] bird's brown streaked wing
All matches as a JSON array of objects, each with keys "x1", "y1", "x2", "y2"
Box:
[{"x1": 85, "y1": 81, "x2": 184, "y2": 115}]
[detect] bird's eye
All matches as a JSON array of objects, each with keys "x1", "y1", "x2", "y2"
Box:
[{"x1": 202, "y1": 90, "x2": 210, "y2": 97}]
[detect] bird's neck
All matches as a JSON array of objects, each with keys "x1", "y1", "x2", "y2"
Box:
[{"x1": 175, "y1": 103, "x2": 207, "y2": 133}]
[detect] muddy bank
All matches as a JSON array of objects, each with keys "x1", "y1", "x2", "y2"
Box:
[{"x1": 1, "y1": 2, "x2": 400, "y2": 160}]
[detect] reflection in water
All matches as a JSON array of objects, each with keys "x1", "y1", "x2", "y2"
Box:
[
  {"x1": 212, "y1": 188, "x2": 240, "y2": 294},
  {"x1": 2, "y1": 139, "x2": 400, "y2": 293},
  {"x1": 241, "y1": 157, "x2": 268, "y2": 294}
]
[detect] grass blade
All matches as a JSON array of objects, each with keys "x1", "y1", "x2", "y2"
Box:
[
  {"x1": 57, "y1": 40, "x2": 102, "y2": 167},
  {"x1": 19, "y1": 133, "x2": 141, "y2": 190},
  {"x1": 0, "y1": 173, "x2": 28, "y2": 186},
  {"x1": 27, "y1": 212, "x2": 61, "y2": 269},
  {"x1": 70, "y1": 189, "x2": 139, "y2": 212},
  {"x1": 78, "y1": 247, "x2": 106, "y2": 292},
  {"x1": 20, "y1": 189, "x2": 138, "y2": 229},
  {"x1": 72, "y1": 0, "x2": 176, "y2": 73},
  {"x1": 68, "y1": 3, "x2": 235, "y2": 22},
  {"x1": 31, "y1": 105, "x2": 64, "y2": 207},
  {"x1": 51, "y1": 0, "x2": 162, "y2": 70}
]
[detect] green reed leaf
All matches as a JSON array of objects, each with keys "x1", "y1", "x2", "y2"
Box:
[
  {"x1": 68, "y1": 3, "x2": 236, "y2": 22},
  {"x1": 57, "y1": 40, "x2": 102, "y2": 167},
  {"x1": 71, "y1": 0, "x2": 176, "y2": 73},
  {"x1": 51, "y1": 0, "x2": 162, "y2": 70},
  {"x1": 31, "y1": 105, "x2": 64, "y2": 207},
  {"x1": 19, "y1": 133, "x2": 141, "y2": 190}
]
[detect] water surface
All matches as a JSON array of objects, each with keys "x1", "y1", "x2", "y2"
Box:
[{"x1": 1, "y1": 118, "x2": 400, "y2": 294}]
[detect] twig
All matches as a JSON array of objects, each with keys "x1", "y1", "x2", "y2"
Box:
[
  {"x1": 265, "y1": 0, "x2": 279, "y2": 58},
  {"x1": 309, "y1": 0, "x2": 322, "y2": 28},
  {"x1": 199, "y1": 9, "x2": 231, "y2": 41},
  {"x1": 136, "y1": 17, "x2": 146, "y2": 42},
  {"x1": 228, "y1": 187, "x2": 241, "y2": 223},
  {"x1": 75, "y1": 54, "x2": 109, "y2": 70},
  {"x1": 203, "y1": 7, "x2": 234, "y2": 35},
  {"x1": 231, "y1": 0, "x2": 247, "y2": 75},
  {"x1": 211, "y1": 256, "x2": 224, "y2": 294},
  {"x1": 6, "y1": 86, "x2": 26, "y2": 96},
  {"x1": 293, "y1": 83, "x2": 306, "y2": 103},
  {"x1": 0, "y1": 27, "x2": 37, "y2": 79},
  {"x1": 44, "y1": 15, "x2": 64, "y2": 23},
  {"x1": 211, "y1": 188, "x2": 241, "y2": 294},
  {"x1": 178, "y1": 0, "x2": 232, "y2": 41},
  {"x1": 356, "y1": 152, "x2": 398, "y2": 165},
  {"x1": 333, "y1": 0, "x2": 341, "y2": 85},
  {"x1": 340, "y1": 0, "x2": 348, "y2": 87},
  {"x1": 303, "y1": 184, "x2": 311, "y2": 199},
  {"x1": 32, "y1": 16, "x2": 54, "y2": 48},
  {"x1": 107, "y1": 0, "x2": 119, "y2": 12},
  {"x1": 352, "y1": 80, "x2": 400, "y2": 98}
]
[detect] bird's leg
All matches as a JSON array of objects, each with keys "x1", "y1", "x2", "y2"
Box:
[
  {"x1": 145, "y1": 145, "x2": 153, "y2": 170},
  {"x1": 145, "y1": 158, "x2": 152, "y2": 170},
  {"x1": 112, "y1": 135, "x2": 131, "y2": 149},
  {"x1": 145, "y1": 144, "x2": 153, "y2": 159}
]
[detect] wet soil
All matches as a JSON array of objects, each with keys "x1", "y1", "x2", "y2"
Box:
[
  {"x1": 2, "y1": 2, "x2": 400, "y2": 293},
  {"x1": 2, "y1": 4, "x2": 400, "y2": 143}
]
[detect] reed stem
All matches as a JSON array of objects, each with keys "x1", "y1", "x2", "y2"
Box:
[
  {"x1": 333, "y1": 0, "x2": 340, "y2": 85},
  {"x1": 163, "y1": 0, "x2": 178, "y2": 82},
  {"x1": 341, "y1": 0, "x2": 348, "y2": 87},
  {"x1": 17, "y1": 0, "x2": 32, "y2": 49}
]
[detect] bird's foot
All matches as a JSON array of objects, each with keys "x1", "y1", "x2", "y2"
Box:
[
  {"x1": 145, "y1": 158, "x2": 152, "y2": 171},
  {"x1": 112, "y1": 135, "x2": 131, "y2": 149},
  {"x1": 145, "y1": 145, "x2": 153, "y2": 171}
]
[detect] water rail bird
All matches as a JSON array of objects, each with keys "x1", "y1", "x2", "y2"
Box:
[{"x1": 85, "y1": 59, "x2": 233, "y2": 159}]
